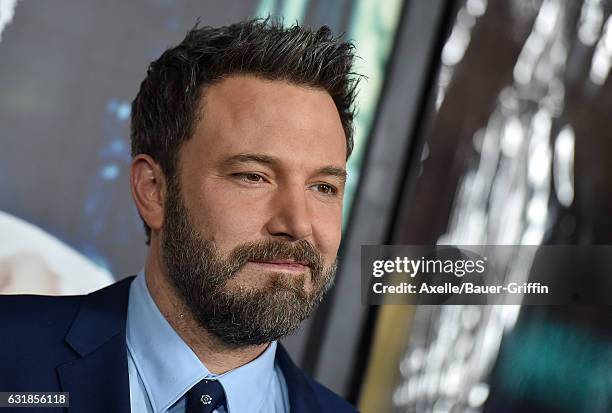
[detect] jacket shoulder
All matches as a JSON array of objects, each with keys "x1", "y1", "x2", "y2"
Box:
[
  {"x1": 0, "y1": 293, "x2": 83, "y2": 388},
  {"x1": 0, "y1": 293, "x2": 82, "y2": 334},
  {"x1": 307, "y1": 376, "x2": 359, "y2": 412},
  {"x1": 276, "y1": 342, "x2": 359, "y2": 412},
  {"x1": 0, "y1": 278, "x2": 134, "y2": 392}
]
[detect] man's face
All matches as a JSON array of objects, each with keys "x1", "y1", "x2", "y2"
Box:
[{"x1": 161, "y1": 75, "x2": 347, "y2": 345}]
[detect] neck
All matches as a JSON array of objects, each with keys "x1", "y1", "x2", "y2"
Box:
[{"x1": 143, "y1": 245, "x2": 269, "y2": 374}]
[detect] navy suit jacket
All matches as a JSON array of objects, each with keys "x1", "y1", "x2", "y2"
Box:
[{"x1": 0, "y1": 276, "x2": 357, "y2": 413}]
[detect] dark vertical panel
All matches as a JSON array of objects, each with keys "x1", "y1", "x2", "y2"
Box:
[{"x1": 311, "y1": 0, "x2": 453, "y2": 398}]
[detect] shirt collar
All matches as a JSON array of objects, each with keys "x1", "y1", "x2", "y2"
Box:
[{"x1": 127, "y1": 270, "x2": 278, "y2": 413}]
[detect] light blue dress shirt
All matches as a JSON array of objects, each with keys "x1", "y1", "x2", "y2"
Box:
[{"x1": 126, "y1": 270, "x2": 290, "y2": 413}]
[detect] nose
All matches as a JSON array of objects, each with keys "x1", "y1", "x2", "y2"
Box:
[{"x1": 265, "y1": 184, "x2": 313, "y2": 241}]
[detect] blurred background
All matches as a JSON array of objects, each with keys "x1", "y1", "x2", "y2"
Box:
[{"x1": 1, "y1": 0, "x2": 612, "y2": 412}]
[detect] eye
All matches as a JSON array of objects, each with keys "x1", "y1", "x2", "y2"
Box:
[
  {"x1": 234, "y1": 172, "x2": 266, "y2": 183},
  {"x1": 314, "y1": 183, "x2": 338, "y2": 195}
]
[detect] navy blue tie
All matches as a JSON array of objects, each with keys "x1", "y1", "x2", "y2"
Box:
[{"x1": 185, "y1": 378, "x2": 227, "y2": 413}]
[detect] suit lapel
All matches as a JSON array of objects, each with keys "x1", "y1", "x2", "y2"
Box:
[
  {"x1": 57, "y1": 276, "x2": 135, "y2": 413},
  {"x1": 276, "y1": 343, "x2": 322, "y2": 412}
]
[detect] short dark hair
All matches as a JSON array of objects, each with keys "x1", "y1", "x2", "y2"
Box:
[{"x1": 130, "y1": 17, "x2": 360, "y2": 244}]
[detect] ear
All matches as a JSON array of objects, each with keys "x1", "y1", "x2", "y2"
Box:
[{"x1": 130, "y1": 154, "x2": 166, "y2": 237}]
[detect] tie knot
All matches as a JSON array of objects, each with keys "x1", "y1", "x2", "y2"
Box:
[{"x1": 186, "y1": 379, "x2": 226, "y2": 413}]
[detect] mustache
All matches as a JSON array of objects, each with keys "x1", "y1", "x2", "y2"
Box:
[{"x1": 227, "y1": 238, "x2": 325, "y2": 277}]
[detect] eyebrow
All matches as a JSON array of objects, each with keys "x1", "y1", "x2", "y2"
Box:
[{"x1": 221, "y1": 153, "x2": 348, "y2": 184}]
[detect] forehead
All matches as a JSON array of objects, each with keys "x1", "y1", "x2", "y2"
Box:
[{"x1": 186, "y1": 75, "x2": 347, "y2": 169}]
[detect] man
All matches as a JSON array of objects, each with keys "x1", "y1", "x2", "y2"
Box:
[{"x1": 0, "y1": 18, "x2": 359, "y2": 413}]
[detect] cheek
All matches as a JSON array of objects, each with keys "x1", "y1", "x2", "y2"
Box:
[
  {"x1": 190, "y1": 185, "x2": 264, "y2": 247},
  {"x1": 312, "y1": 207, "x2": 343, "y2": 264}
]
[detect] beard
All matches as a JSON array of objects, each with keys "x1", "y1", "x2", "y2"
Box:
[{"x1": 160, "y1": 179, "x2": 337, "y2": 346}]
